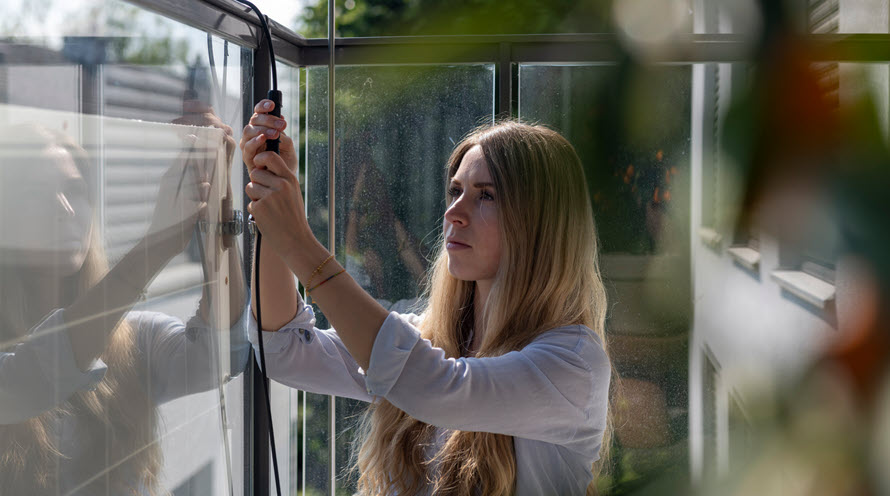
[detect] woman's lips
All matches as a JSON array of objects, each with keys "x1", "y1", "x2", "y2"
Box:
[{"x1": 446, "y1": 241, "x2": 470, "y2": 250}]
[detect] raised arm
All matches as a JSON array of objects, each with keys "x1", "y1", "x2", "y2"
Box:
[
  {"x1": 240, "y1": 100, "x2": 298, "y2": 331},
  {"x1": 243, "y1": 107, "x2": 387, "y2": 370}
]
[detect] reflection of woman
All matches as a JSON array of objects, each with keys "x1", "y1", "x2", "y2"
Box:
[
  {"x1": 0, "y1": 116, "x2": 246, "y2": 495},
  {"x1": 243, "y1": 102, "x2": 611, "y2": 495}
]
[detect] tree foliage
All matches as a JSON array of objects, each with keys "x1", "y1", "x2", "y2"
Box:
[{"x1": 297, "y1": 0, "x2": 611, "y2": 38}]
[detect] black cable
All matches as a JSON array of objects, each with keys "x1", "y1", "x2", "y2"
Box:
[
  {"x1": 233, "y1": 1, "x2": 283, "y2": 495},
  {"x1": 253, "y1": 227, "x2": 281, "y2": 496},
  {"x1": 234, "y1": 0, "x2": 277, "y2": 91}
]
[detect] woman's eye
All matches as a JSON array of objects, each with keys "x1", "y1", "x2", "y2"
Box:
[
  {"x1": 447, "y1": 187, "x2": 462, "y2": 198},
  {"x1": 481, "y1": 191, "x2": 494, "y2": 201}
]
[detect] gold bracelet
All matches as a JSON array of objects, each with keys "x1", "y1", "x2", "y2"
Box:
[{"x1": 305, "y1": 254, "x2": 335, "y2": 290}]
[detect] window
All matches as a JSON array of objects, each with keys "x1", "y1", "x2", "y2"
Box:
[
  {"x1": 701, "y1": 347, "x2": 719, "y2": 482},
  {"x1": 1, "y1": 2, "x2": 251, "y2": 494}
]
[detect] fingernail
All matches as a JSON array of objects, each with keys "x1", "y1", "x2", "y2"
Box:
[
  {"x1": 263, "y1": 101, "x2": 273, "y2": 109},
  {"x1": 274, "y1": 120, "x2": 285, "y2": 129},
  {"x1": 266, "y1": 129, "x2": 277, "y2": 136}
]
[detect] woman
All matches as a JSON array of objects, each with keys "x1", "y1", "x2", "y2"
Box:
[
  {"x1": 0, "y1": 112, "x2": 247, "y2": 495},
  {"x1": 243, "y1": 101, "x2": 611, "y2": 495}
]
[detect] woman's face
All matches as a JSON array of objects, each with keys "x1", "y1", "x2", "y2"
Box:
[
  {"x1": 0, "y1": 145, "x2": 93, "y2": 275},
  {"x1": 443, "y1": 145, "x2": 501, "y2": 284}
]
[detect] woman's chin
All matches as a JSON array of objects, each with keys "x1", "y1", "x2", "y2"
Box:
[{"x1": 446, "y1": 262, "x2": 478, "y2": 283}]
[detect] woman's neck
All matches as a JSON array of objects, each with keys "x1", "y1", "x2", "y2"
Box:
[{"x1": 471, "y1": 280, "x2": 491, "y2": 353}]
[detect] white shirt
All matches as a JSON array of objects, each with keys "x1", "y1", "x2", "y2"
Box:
[{"x1": 249, "y1": 298, "x2": 611, "y2": 496}]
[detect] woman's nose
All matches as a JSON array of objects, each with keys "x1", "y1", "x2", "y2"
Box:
[
  {"x1": 444, "y1": 195, "x2": 469, "y2": 226},
  {"x1": 57, "y1": 192, "x2": 76, "y2": 217}
]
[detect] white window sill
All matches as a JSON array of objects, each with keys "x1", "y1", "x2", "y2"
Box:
[
  {"x1": 727, "y1": 246, "x2": 760, "y2": 271},
  {"x1": 698, "y1": 227, "x2": 722, "y2": 250},
  {"x1": 771, "y1": 270, "x2": 836, "y2": 310}
]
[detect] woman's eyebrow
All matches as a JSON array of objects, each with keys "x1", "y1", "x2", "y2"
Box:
[{"x1": 450, "y1": 179, "x2": 495, "y2": 188}]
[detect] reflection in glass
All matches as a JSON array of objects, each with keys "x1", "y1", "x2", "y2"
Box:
[
  {"x1": 520, "y1": 64, "x2": 691, "y2": 255},
  {"x1": 0, "y1": 12, "x2": 250, "y2": 495}
]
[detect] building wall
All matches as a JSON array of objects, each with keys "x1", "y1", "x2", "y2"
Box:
[{"x1": 688, "y1": 0, "x2": 889, "y2": 484}]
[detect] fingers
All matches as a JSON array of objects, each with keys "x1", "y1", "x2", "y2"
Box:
[
  {"x1": 245, "y1": 180, "x2": 272, "y2": 201},
  {"x1": 246, "y1": 115, "x2": 286, "y2": 144},
  {"x1": 239, "y1": 119, "x2": 285, "y2": 154},
  {"x1": 199, "y1": 182, "x2": 211, "y2": 203},
  {"x1": 242, "y1": 133, "x2": 267, "y2": 171},
  {"x1": 254, "y1": 99, "x2": 276, "y2": 114},
  {"x1": 246, "y1": 100, "x2": 286, "y2": 139},
  {"x1": 253, "y1": 150, "x2": 293, "y2": 178},
  {"x1": 248, "y1": 168, "x2": 284, "y2": 188},
  {"x1": 173, "y1": 103, "x2": 234, "y2": 140},
  {"x1": 203, "y1": 112, "x2": 233, "y2": 136},
  {"x1": 278, "y1": 130, "x2": 294, "y2": 151},
  {"x1": 250, "y1": 112, "x2": 287, "y2": 132},
  {"x1": 240, "y1": 99, "x2": 297, "y2": 172}
]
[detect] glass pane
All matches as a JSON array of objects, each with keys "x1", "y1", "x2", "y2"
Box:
[
  {"x1": 520, "y1": 64, "x2": 691, "y2": 255},
  {"x1": 520, "y1": 63, "x2": 692, "y2": 491},
  {"x1": 266, "y1": 61, "x2": 305, "y2": 496},
  {"x1": 0, "y1": 2, "x2": 250, "y2": 495},
  {"x1": 305, "y1": 63, "x2": 495, "y2": 493}
]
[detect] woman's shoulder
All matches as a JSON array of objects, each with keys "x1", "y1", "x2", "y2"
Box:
[
  {"x1": 531, "y1": 323, "x2": 603, "y2": 348},
  {"x1": 528, "y1": 324, "x2": 609, "y2": 371}
]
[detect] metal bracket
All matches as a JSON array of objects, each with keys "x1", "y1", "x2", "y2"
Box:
[
  {"x1": 247, "y1": 214, "x2": 257, "y2": 237},
  {"x1": 197, "y1": 210, "x2": 246, "y2": 236}
]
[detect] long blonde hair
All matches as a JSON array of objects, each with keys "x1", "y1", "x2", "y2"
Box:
[
  {"x1": 353, "y1": 121, "x2": 611, "y2": 495},
  {"x1": 0, "y1": 127, "x2": 161, "y2": 495}
]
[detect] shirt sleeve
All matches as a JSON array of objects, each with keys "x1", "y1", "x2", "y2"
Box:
[
  {"x1": 363, "y1": 312, "x2": 611, "y2": 457},
  {"x1": 133, "y1": 303, "x2": 251, "y2": 405},
  {"x1": 247, "y1": 299, "x2": 374, "y2": 402},
  {"x1": 0, "y1": 308, "x2": 107, "y2": 424}
]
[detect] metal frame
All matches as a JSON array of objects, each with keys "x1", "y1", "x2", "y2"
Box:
[
  {"x1": 109, "y1": 0, "x2": 890, "y2": 494},
  {"x1": 124, "y1": 0, "x2": 890, "y2": 66}
]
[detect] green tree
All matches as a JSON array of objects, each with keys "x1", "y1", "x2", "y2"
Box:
[{"x1": 296, "y1": 0, "x2": 611, "y2": 38}]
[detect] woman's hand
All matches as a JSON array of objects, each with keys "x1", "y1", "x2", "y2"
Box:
[
  {"x1": 243, "y1": 124, "x2": 312, "y2": 259},
  {"x1": 240, "y1": 99, "x2": 298, "y2": 173},
  {"x1": 146, "y1": 139, "x2": 211, "y2": 254},
  {"x1": 174, "y1": 99, "x2": 237, "y2": 162}
]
